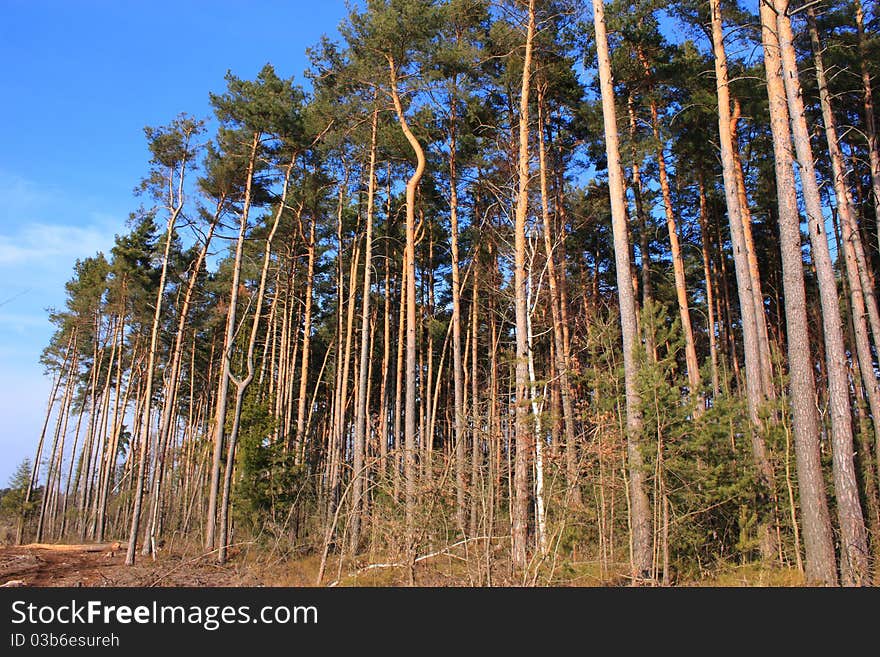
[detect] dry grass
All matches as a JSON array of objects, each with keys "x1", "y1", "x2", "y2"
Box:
[
  {"x1": 683, "y1": 563, "x2": 806, "y2": 587},
  {"x1": 0, "y1": 541, "x2": 838, "y2": 587}
]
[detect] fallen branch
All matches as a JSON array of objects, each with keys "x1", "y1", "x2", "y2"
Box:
[
  {"x1": 327, "y1": 536, "x2": 501, "y2": 587},
  {"x1": 146, "y1": 541, "x2": 255, "y2": 587}
]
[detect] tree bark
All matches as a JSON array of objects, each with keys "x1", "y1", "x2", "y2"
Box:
[
  {"x1": 807, "y1": 8, "x2": 872, "y2": 584},
  {"x1": 759, "y1": 0, "x2": 838, "y2": 585},
  {"x1": 126, "y1": 158, "x2": 188, "y2": 563},
  {"x1": 647, "y1": 96, "x2": 702, "y2": 403},
  {"x1": 697, "y1": 174, "x2": 720, "y2": 396},
  {"x1": 537, "y1": 83, "x2": 580, "y2": 503},
  {"x1": 511, "y1": 0, "x2": 536, "y2": 571},
  {"x1": 773, "y1": 0, "x2": 867, "y2": 586},
  {"x1": 711, "y1": 0, "x2": 776, "y2": 512},
  {"x1": 143, "y1": 203, "x2": 221, "y2": 554},
  {"x1": 388, "y1": 55, "x2": 426, "y2": 566},
  {"x1": 351, "y1": 105, "x2": 379, "y2": 551},
  {"x1": 205, "y1": 131, "x2": 261, "y2": 553},
  {"x1": 854, "y1": 0, "x2": 880, "y2": 250},
  {"x1": 448, "y1": 90, "x2": 468, "y2": 532},
  {"x1": 217, "y1": 155, "x2": 294, "y2": 564},
  {"x1": 592, "y1": 0, "x2": 653, "y2": 581}
]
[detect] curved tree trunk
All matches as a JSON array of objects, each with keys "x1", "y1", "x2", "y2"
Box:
[
  {"x1": 205, "y1": 131, "x2": 261, "y2": 553},
  {"x1": 388, "y1": 55, "x2": 426, "y2": 572},
  {"x1": 217, "y1": 155, "x2": 293, "y2": 564}
]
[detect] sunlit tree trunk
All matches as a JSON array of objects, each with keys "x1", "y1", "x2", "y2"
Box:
[
  {"x1": 731, "y1": 98, "x2": 775, "y2": 400},
  {"x1": 759, "y1": 0, "x2": 838, "y2": 585},
  {"x1": 294, "y1": 214, "x2": 316, "y2": 461},
  {"x1": 710, "y1": 2, "x2": 777, "y2": 545},
  {"x1": 697, "y1": 175, "x2": 720, "y2": 396},
  {"x1": 351, "y1": 105, "x2": 379, "y2": 551},
  {"x1": 537, "y1": 82, "x2": 580, "y2": 503},
  {"x1": 127, "y1": 150, "x2": 190, "y2": 563},
  {"x1": 205, "y1": 131, "x2": 261, "y2": 553},
  {"x1": 388, "y1": 54, "x2": 426, "y2": 569},
  {"x1": 511, "y1": 0, "x2": 536, "y2": 571},
  {"x1": 773, "y1": 0, "x2": 867, "y2": 585},
  {"x1": 592, "y1": 0, "x2": 653, "y2": 581},
  {"x1": 217, "y1": 156, "x2": 294, "y2": 564},
  {"x1": 807, "y1": 8, "x2": 872, "y2": 584},
  {"x1": 142, "y1": 205, "x2": 220, "y2": 554}
]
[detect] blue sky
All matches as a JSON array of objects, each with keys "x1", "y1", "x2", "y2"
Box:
[{"x1": 0, "y1": 0, "x2": 347, "y2": 484}]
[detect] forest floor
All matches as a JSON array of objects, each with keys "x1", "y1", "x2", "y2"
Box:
[
  {"x1": 0, "y1": 544, "x2": 273, "y2": 587},
  {"x1": 0, "y1": 542, "x2": 616, "y2": 587},
  {"x1": 0, "y1": 542, "x2": 811, "y2": 587}
]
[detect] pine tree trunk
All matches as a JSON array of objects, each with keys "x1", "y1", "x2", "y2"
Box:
[
  {"x1": 379, "y1": 173, "x2": 393, "y2": 476},
  {"x1": 393, "y1": 256, "x2": 406, "y2": 504},
  {"x1": 647, "y1": 97, "x2": 702, "y2": 403},
  {"x1": 388, "y1": 55, "x2": 426, "y2": 571},
  {"x1": 217, "y1": 157, "x2": 291, "y2": 564},
  {"x1": 143, "y1": 206, "x2": 220, "y2": 554},
  {"x1": 711, "y1": 1, "x2": 777, "y2": 542},
  {"x1": 760, "y1": 0, "x2": 838, "y2": 585},
  {"x1": 731, "y1": 99, "x2": 775, "y2": 401},
  {"x1": 294, "y1": 216, "x2": 316, "y2": 460},
  {"x1": 76, "y1": 314, "x2": 103, "y2": 537},
  {"x1": 710, "y1": 0, "x2": 776, "y2": 484},
  {"x1": 511, "y1": 0, "x2": 536, "y2": 571},
  {"x1": 697, "y1": 175, "x2": 720, "y2": 396},
  {"x1": 38, "y1": 337, "x2": 77, "y2": 541},
  {"x1": 526, "y1": 267, "x2": 547, "y2": 557},
  {"x1": 537, "y1": 84, "x2": 580, "y2": 504},
  {"x1": 854, "y1": 0, "x2": 880, "y2": 248},
  {"x1": 773, "y1": 0, "x2": 867, "y2": 586},
  {"x1": 96, "y1": 316, "x2": 124, "y2": 542},
  {"x1": 592, "y1": 0, "x2": 653, "y2": 581},
  {"x1": 126, "y1": 181, "x2": 187, "y2": 563},
  {"x1": 469, "y1": 250, "x2": 481, "y2": 537},
  {"x1": 627, "y1": 92, "x2": 654, "y2": 362},
  {"x1": 449, "y1": 94, "x2": 468, "y2": 532},
  {"x1": 205, "y1": 131, "x2": 261, "y2": 553},
  {"x1": 351, "y1": 105, "x2": 379, "y2": 551},
  {"x1": 20, "y1": 336, "x2": 71, "y2": 544},
  {"x1": 807, "y1": 9, "x2": 872, "y2": 584}
]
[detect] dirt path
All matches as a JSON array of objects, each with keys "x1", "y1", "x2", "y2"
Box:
[{"x1": 0, "y1": 544, "x2": 269, "y2": 587}]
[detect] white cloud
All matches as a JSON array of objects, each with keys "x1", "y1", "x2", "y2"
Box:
[
  {"x1": 0, "y1": 222, "x2": 113, "y2": 266},
  {"x1": 0, "y1": 170, "x2": 120, "y2": 305},
  {"x1": 0, "y1": 171, "x2": 124, "y2": 484}
]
